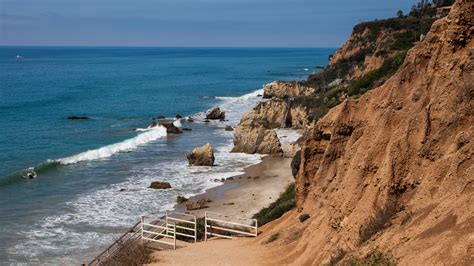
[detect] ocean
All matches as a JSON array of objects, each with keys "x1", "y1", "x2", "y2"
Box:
[{"x1": 0, "y1": 46, "x2": 334, "y2": 263}]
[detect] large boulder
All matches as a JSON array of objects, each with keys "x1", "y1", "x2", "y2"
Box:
[
  {"x1": 187, "y1": 143, "x2": 215, "y2": 166},
  {"x1": 149, "y1": 181, "x2": 172, "y2": 189},
  {"x1": 206, "y1": 107, "x2": 225, "y2": 120},
  {"x1": 232, "y1": 125, "x2": 282, "y2": 154}
]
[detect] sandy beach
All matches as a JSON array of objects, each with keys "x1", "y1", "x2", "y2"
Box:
[{"x1": 174, "y1": 155, "x2": 294, "y2": 219}]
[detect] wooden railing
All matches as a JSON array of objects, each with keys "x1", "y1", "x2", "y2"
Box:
[
  {"x1": 204, "y1": 212, "x2": 258, "y2": 240},
  {"x1": 88, "y1": 220, "x2": 142, "y2": 266}
]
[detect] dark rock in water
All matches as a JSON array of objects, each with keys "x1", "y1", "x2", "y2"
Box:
[
  {"x1": 257, "y1": 94, "x2": 263, "y2": 97},
  {"x1": 149, "y1": 181, "x2": 172, "y2": 189},
  {"x1": 182, "y1": 128, "x2": 192, "y2": 131},
  {"x1": 225, "y1": 125, "x2": 234, "y2": 131},
  {"x1": 67, "y1": 116, "x2": 90, "y2": 120},
  {"x1": 153, "y1": 115, "x2": 166, "y2": 120},
  {"x1": 206, "y1": 107, "x2": 225, "y2": 120},
  {"x1": 187, "y1": 117, "x2": 194, "y2": 122},
  {"x1": 204, "y1": 119, "x2": 210, "y2": 123},
  {"x1": 176, "y1": 114, "x2": 182, "y2": 119},
  {"x1": 315, "y1": 65, "x2": 325, "y2": 69},
  {"x1": 187, "y1": 143, "x2": 215, "y2": 166},
  {"x1": 177, "y1": 196, "x2": 189, "y2": 204},
  {"x1": 160, "y1": 122, "x2": 182, "y2": 134},
  {"x1": 148, "y1": 122, "x2": 158, "y2": 128},
  {"x1": 119, "y1": 188, "x2": 126, "y2": 192},
  {"x1": 291, "y1": 150, "x2": 301, "y2": 177}
]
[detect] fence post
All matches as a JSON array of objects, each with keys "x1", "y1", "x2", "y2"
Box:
[
  {"x1": 173, "y1": 223, "x2": 176, "y2": 250},
  {"x1": 165, "y1": 211, "x2": 169, "y2": 236},
  {"x1": 204, "y1": 212, "x2": 208, "y2": 241},
  {"x1": 140, "y1": 216, "x2": 144, "y2": 245},
  {"x1": 255, "y1": 219, "x2": 258, "y2": 236},
  {"x1": 194, "y1": 216, "x2": 197, "y2": 243}
]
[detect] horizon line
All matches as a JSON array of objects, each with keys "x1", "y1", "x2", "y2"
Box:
[{"x1": 0, "y1": 44, "x2": 338, "y2": 49}]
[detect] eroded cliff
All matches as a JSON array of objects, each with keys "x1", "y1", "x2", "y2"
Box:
[{"x1": 260, "y1": 1, "x2": 474, "y2": 264}]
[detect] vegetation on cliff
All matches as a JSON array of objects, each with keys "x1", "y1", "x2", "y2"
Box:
[{"x1": 295, "y1": 0, "x2": 452, "y2": 123}]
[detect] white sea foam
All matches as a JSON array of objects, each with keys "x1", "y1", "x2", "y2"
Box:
[
  {"x1": 10, "y1": 89, "x2": 265, "y2": 263},
  {"x1": 173, "y1": 118, "x2": 182, "y2": 128},
  {"x1": 58, "y1": 126, "x2": 167, "y2": 165}
]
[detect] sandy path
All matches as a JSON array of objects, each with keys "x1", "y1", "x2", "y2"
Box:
[{"x1": 148, "y1": 238, "x2": 271, "y2": 266}]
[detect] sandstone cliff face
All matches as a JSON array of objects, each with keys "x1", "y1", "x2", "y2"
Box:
[
  {"x1": 262, "y1": 1, "x2": 474, "y2": 264},
  {"x1": 263, "y1": 81, "x2": 315, "y2": 99}
]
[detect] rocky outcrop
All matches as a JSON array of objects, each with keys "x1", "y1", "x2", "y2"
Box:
[
  {"x1": 185, "y1": 197, "x2": 212, "y2": 211},
  {"x1": 206, "y1": 107, "x2": 225, "y2": 120},
  {"x1": 263, "y1": 81, "x2": 315, "y2": 98},
  {"x1": 232, "y1": 125, "x2": 282, "y2": 154},
  {"x1": 187, "y1": 143, "x2": 215, "y2": 166},
  {"x1": 263, "y1": 2, "x2": 474, "y2": 264},
  {"x1": 149, "y1": 181, "x2": 171, "y2": 189},
  {"x1": 224, "y1": 125, "x2": 234, "y2": 131},
  {"x1": 177, "y1": 196, "x2": 188, "y2": 204},
  {"x1": 160, "y1": 122, "x2": 182, "y2": 134}
]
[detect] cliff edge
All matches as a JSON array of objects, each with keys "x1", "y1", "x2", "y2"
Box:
[{"x1": 264, "y1": 1, "x2": 473, "y2": 264}]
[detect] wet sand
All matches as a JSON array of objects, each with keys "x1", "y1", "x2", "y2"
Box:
[{"x1": 174, "y1": 155, "x2": 294, "y2": 219}]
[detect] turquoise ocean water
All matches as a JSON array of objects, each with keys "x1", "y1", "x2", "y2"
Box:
[{"x1": 0, "y1": 47, "x2": 334, "y2": 263}]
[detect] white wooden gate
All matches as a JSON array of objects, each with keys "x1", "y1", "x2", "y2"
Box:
[
  {"x1": 166, "y1": 211, "x2": 197, "y2": 243},
  {"x1": 141, "y1": 216, "x2": 176, "y2": 249},
  {"x1": 204, "y1": 211, "x2": 258, "y2": 240}
]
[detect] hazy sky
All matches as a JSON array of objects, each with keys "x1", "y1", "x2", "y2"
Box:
[{"x1": 0, "y1": 0, "x2": 418, "y2": 47}]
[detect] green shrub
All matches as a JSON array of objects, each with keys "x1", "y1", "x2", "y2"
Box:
[
  {"x1": 263, "y1": 232, "x2": 280, "y2": 244},
  {"x1": 253, "y1": 184, "x2": 296, "y2": 226}
]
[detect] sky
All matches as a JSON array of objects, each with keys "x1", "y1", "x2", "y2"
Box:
[{"x1": 0, "y1": 0, "x2": 419, "y2": 47}]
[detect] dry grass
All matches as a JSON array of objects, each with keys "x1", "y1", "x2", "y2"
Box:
[{"x1": 359, "y1": 199, "x2": 400, "y2": 244}]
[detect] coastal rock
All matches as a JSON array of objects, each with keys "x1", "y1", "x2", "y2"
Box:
[
  {"x1": 225, "y1": 125, "x2": 234, "y2": 131},
  {"x1": 153, "y1": 115, "x2": 166, "y2": 120},
  {"x1": 149, "y1": 181, "x2": 172, "y2": 190},
  {"x1": 206, "y1": 107, "x2": 225, "y2": 120},
  {"x1": 187, "y1": 117, "x2": 194, "y2": 122},
  {"x1": 262, "y1": 81, "x2": 315, "y2": 99},
  {"x1": 175, "y1": 114, "x2": 182, "y2": 119},
  {"x1": 177, "y1": 196, "x2": 189, "y2": 204},
  {"x1": 67, "y1": 116, "x2": 90, "y2": 120},
  {"x1": 187, "y1": 143, "x2": 215, "y2": 166},
  {"x1": 185, "y1": 199, "x2": 210, "y2": 211},
  {"x1": 232, "y1": 125, "x2": 282, "y2": 154},
  {"x1": 160, "y1": 122, "x2": 183, "y2": 134}
]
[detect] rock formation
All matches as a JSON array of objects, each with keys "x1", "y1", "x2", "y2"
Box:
[
  {"x1": 232, "y1": 124, "x2": 282, "y2": 154},
  {"x1": 149, "y1": 181, "x2": 172, "y2": 189},
  {"x1": 187, "y1": 143, "x2": 215, "y2": 166},
  {"x1": 261, "y1": 2, "x2": 474, "y2": 264},
  {"x1": 67, "y1": 116, "x2": 90, "y2": 120},
  {"x1": 206, "y1": 107, "x2": 225, "y2": 120},
  {"x1": 263, "y1": 81, "x2": 315, "y2": 98},
  {"x1": 160, "y1": 122, "x2": 182, "y2": 134}
]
